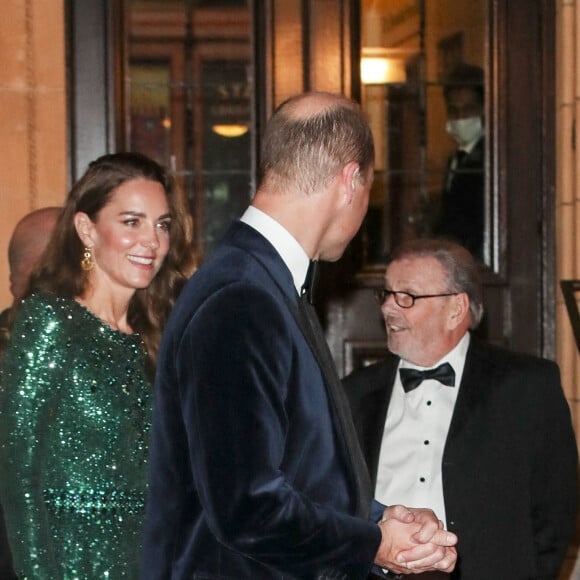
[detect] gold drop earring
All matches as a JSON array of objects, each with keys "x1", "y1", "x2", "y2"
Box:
[{"x1": 81, "y1": 247, "x2": 94, "y2": 271}]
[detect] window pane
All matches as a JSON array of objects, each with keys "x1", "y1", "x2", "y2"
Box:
[
  {"x1": 127, "y1": 0, "x2": 253, "y2": 258},
  {"x1": 360, "y1": 0, "x2": 488, "y2": 264}
]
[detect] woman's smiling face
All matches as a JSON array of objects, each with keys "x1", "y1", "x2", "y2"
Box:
[{"x1": 76, "y1": 178, "x2": 171, "y2": 296}]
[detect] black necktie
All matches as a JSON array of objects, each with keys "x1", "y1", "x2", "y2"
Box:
[
  {"x1": 301, "y1": 260, "x2": 317, "y2": 304},
  {"x1": 399, "y1": 362, "x2": 455, "y2": 393},
  {"x1": 455, "y1": 150, "x2": 467, "y2": 166}
]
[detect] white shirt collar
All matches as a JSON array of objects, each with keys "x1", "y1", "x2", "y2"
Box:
[
  {"x1": 460, "y1": 133, "x2": 484, "y2": 155},
  {"x1": 240, "y1": 206, "x2": 310, "y2": 294}
]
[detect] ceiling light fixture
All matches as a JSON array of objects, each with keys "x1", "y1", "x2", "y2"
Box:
[
  {"x1": 211, "y1": 124, "x2": 249, "y2": 138},
  {"x1": 360, "y1": 47, "x2": 408, "y2": 85}
]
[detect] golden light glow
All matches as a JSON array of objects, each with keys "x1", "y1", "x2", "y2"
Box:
[
  {"x1": 361, "y1": 48, "x2": 407, "y2": 85},
  {"x1": 212, "y1": 124, "x2": 249, "y2": 138}
]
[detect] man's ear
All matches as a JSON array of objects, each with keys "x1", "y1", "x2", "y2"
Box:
[
  {"x1": 341, "y1": 162, "x2": 360, "y2": 205},
  {"x1": 448, "y1": 292, "x2": 470, "y2": 330},
  {"x1": 73, "y1": 212, "x2": 95, "y2": 248}
]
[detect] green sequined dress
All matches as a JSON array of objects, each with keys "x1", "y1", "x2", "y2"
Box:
[{"x1": 0, "y1": 293, "x2": 152, "y2": 579}]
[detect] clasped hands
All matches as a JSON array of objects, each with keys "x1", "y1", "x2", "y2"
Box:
[{"x1": 374, "y1": 505, "x2": 458, "y2": 574}]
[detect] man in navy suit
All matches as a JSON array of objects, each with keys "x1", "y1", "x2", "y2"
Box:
[
  {"x1": 142, "y1": 92, "x2": 458, "y2": 579},
  {"x1": 344, "y1": 238, "x2": 578, "y2": 579}
]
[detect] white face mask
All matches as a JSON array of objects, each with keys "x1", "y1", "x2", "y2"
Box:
[{"x1": 445, "y1": 116, "x2": 483, "y2": 146}]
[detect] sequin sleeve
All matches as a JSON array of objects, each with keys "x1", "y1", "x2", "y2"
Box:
[
  {"x1": 0, "y1": 294, "x2": 152, "y2": 579},
  {"x1": 0, "y1": 294, "x2": 68, "y2": 578}
]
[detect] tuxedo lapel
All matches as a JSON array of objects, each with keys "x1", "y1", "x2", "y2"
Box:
[
  {"x1": 445, "y1": 339, "x2": 491, "y2": 447},
  {"x1": 364, "y1": 361, "x2": 398, "y2": 487},
  {"x1": 343, "y1": 356, "x2": 399, "y2": 489},
  {"x1": 228, "y1": 226, "x2": 348, "y2": 422},
  {"x1": 291, "y1": 295, "x2": 373, "y2": 518}
]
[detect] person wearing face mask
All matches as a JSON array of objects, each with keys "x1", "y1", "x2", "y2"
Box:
[{"x1": 434, "y1": 63, "x2": 485, "y2": 260}]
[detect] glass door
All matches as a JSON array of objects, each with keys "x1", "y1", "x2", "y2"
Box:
[
  {"x1": 359, "y1": 0, "x2": 488, "y2": 266},
  {"x1": 125, "y1": 0, "x2": 254, "y2": 259}
]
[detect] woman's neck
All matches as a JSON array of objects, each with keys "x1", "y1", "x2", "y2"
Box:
[{"x1": 76, "y1": 286, "x2": 134, "y2": 334}]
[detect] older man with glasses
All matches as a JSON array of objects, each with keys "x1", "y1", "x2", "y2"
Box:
[{"x1": 343, "y1": 237, "x2": 578, "y2": 580}]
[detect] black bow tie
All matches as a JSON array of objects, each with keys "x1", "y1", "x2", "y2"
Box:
[
  {"x1": 399, "y1": 362, "x2": 455, "y2": 393},
  {"x1": 300, "y1": 260, "x2": 318, "y2": 304}
]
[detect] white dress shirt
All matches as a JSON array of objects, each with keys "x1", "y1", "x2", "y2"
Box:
[
  {"x1": 240, "y1": 206, "x2": 310, "y2": 294},
  {"x1": 374, "y1": 333, "x2": 471, "y2": 529}
]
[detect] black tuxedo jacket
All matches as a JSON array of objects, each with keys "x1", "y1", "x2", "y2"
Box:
[
  {"x1": 435, "y1": 138, "x2": 484, "y2": 260},
  {"x1": 142, "y1": 221, "x2": 380, "y2": 579},
  {"x1": 343, "y1": 338, "x2": 578, "y2": 579}
]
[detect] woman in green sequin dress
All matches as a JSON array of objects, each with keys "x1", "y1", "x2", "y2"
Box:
[{"x1": 0, "y1": 153, "x2": 194, "y2": 579}]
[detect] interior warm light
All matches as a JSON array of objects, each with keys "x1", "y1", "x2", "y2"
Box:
[
  {"x1": 361, "y1": 48, "x2": 407, "y2": 85},
  {"x1": 211, "y1": 124, "x2": 249, "y2": 138}
]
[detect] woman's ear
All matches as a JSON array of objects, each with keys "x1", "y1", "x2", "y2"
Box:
[{"x1": 73, "y1": 212, "x2": 94, "y2": 248}]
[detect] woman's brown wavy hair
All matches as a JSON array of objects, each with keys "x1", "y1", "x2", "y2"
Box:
[{"x1": 20, "y1": 152, "x2": 196, "y2": 376}]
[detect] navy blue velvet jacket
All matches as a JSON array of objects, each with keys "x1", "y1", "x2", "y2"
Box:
[{"x1": 142, "y1": 221, "x2": 381, "y2": 579}]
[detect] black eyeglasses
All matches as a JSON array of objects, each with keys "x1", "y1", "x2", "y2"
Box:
[{"x1": 374, "y1": 289, "x2": 459, "y2": 309}]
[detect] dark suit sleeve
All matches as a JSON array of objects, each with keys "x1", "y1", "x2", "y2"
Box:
[
  {"x1": 529, "y1": 361, "x2": 578, "y2": 575},
  {"x1": 175, "y1": 284, "x2": 380, "y2": 577}
]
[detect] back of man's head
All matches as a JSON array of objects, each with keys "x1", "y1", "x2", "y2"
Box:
[
  {"x1": 258, "y1": 91, "x2": 375, "y2": 196},
  {"x1": 8, "y1": 207, "x2": 61, "y2": 301}
]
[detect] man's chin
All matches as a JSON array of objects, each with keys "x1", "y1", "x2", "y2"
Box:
[{"x1": 386, "y1": 338, "x2": 403, "y2": 358}]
